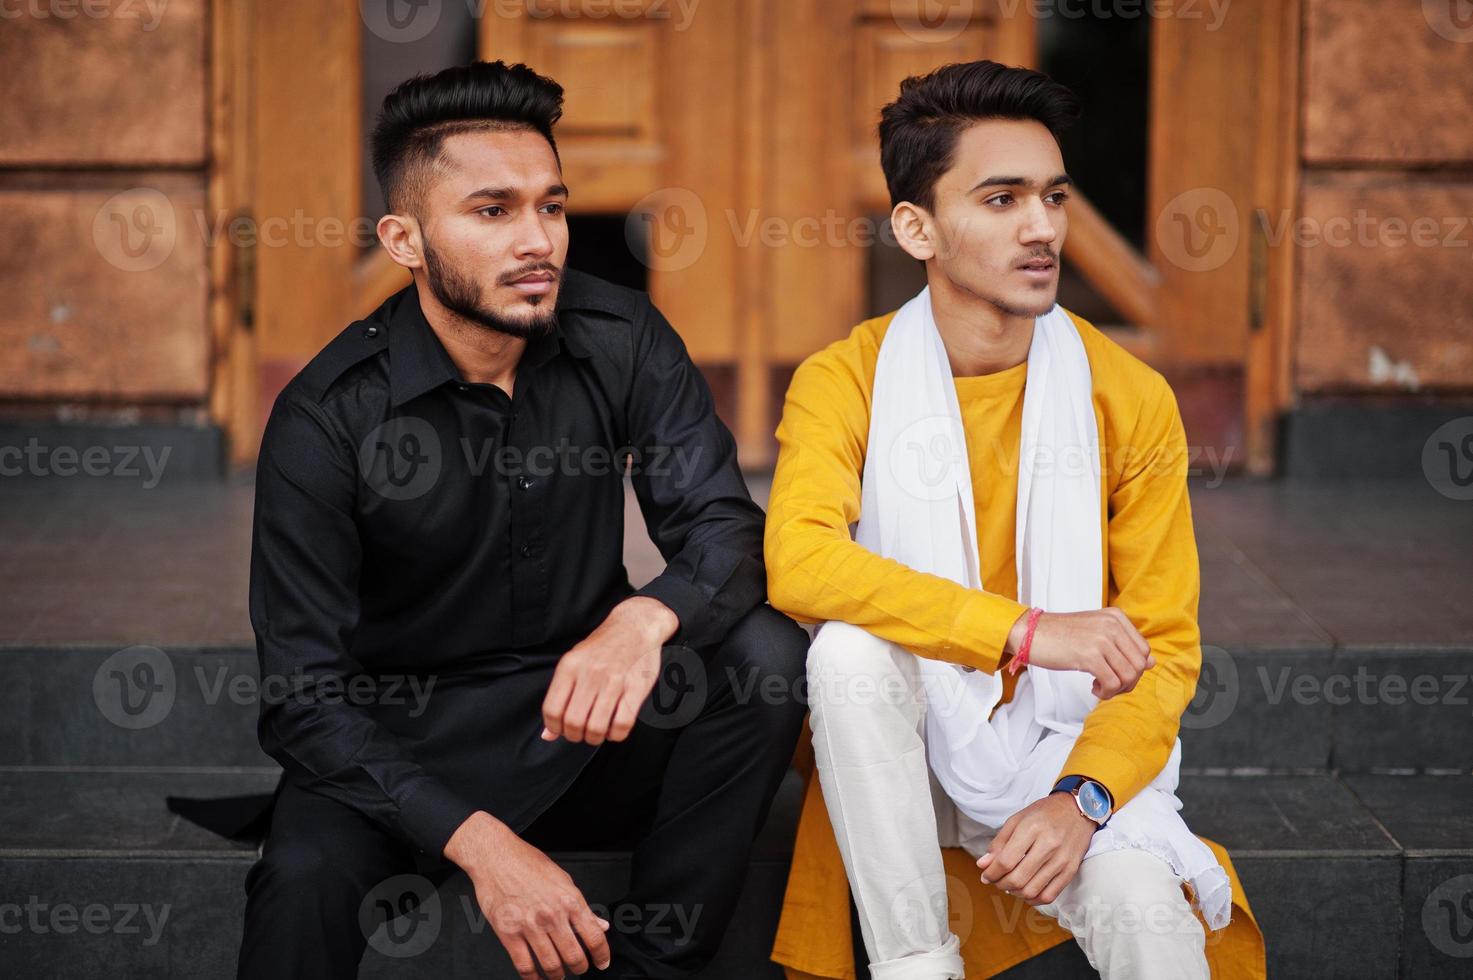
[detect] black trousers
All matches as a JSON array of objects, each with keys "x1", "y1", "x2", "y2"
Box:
[{"x1": 236, "y1": 605, "x2": 809, "y2": 980}]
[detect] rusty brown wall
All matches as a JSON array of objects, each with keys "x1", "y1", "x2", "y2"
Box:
[
  {"x1": 0, "y1": 0, "x2": 211, "y2": 406},
  {"x1": 1295, "y1": 0, "x2": 1473, "y2": 394}
]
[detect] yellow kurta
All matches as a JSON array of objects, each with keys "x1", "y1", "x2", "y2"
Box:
[{"x1": 765, "y1": 309, "x2": 1265, "y2": 979}]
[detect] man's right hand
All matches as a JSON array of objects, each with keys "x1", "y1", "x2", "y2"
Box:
[
  {"x1": 1005, "y1": 607, "x2": 1156, "y2": 699},
  {"x1": 444, "y1": 811, "x2": 611, "y2": 979}
]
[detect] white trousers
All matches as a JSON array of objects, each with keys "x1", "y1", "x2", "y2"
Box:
[{"x1": 806, "y1": 623, "x2": 1210, "y2": 980}]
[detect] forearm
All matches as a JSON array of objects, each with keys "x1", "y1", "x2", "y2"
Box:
[
  {"x1": 765, "y1": 520, "x2": 1030, "y2": 672},
  {"x1": 257, "y1": 680, "x2": 478, "y2": 855}
]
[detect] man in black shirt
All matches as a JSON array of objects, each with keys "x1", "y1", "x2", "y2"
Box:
[{"x1": 237, "y1": 61, "x2": 809, "y2": 980}]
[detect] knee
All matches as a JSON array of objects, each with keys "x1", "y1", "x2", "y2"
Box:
[
  {"x1": 1060, "y1": 852, "x2": 1203, "y2": 954},
  {"x1": 720, "y1": 604, "x2": 810, "y2": 687},
  {"x1": 248, "y1": 824, "x2": 394, "y2": 906},
  {"x1": 251, "y1": 836, "x2": 347, "y2": 897},
  {"x1": 805, "y1": 621, "x2": 913, "y2": 710}
]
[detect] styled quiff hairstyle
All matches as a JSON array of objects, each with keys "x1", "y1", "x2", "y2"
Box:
[
  {"x1": 371, "y1": 60, "x2": 564, "y2": 214},
  {"x1": 878, "y1": 60, "x2": 1081, "y2": 212}
]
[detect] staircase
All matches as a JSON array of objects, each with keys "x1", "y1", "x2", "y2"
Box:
[{"x1": 0, "y1": 476, "x2": 1469, "y2": 979}]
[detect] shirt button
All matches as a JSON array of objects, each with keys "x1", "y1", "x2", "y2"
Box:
[
  {"x1": 517, "y1": 476, "x2": 533, "y2": 490},
  {"x1": 519, "y1": 543, "x2": 533, "y2": 558},
  {"x1": 363, "y1": 326, "x2": 378, "y2": 338},
  {"x1": 457, "y1": 384, "x2": 468, "y2": 392}
]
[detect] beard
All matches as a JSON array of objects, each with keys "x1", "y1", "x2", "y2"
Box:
[
  {"x1": 987, "y1": 291, "x2": 1057, "y2": 319},
  {"x1": 421, "y1": 239, "x2": 559, "y2": 340},
  {"x1": 946, "y1": 271, "x2": 1057, "y2": 319}
]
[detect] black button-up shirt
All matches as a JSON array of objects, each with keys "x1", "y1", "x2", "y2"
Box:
[{"x1": 249, "y1": 270, "x2": 766, "y2": 855}]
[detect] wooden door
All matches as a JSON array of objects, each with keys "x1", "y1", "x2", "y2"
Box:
[{"x1": 222, "y1": 0, "x2": 1298, "y2": 472}]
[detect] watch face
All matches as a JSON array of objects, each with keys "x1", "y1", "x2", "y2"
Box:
[{"x1": 1078, "y1": 781, "x2": 1111, "y2": 822}]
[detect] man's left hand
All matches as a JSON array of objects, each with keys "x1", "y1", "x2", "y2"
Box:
[
  {"x1": 540, "y1": 596, "x2": 679, "y2": 745},
  {"x1": 976, "y1": 792, "x2": 1098, "y2": 906}
]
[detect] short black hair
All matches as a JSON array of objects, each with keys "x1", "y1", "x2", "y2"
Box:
[
  {"x1": 371, "y1": 60, "x2": 564, "y2": 214},
  {"x1": 878, "y1": 60, "x2": 1080, "y2": 212}
]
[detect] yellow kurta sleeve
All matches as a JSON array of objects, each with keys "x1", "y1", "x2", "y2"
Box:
[
  {"x1": 765, "y1": 318, "x2": 1032, "y2": 673},
  {"x1": 1059, "y1": 374, "x2": 1203, "y2": 810}
]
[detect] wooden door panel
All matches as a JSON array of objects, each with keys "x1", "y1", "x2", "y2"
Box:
[
  {"x1": 853, "y1": 17, "x2": 994, "y2": 210},
  {"x1": 526, "y1": 23, "x2": 660, "y2": 138},
  {"x1": 483, "y1": 2, "x2": 741, "y2": 364}
]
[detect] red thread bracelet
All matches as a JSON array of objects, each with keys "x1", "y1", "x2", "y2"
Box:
[{"x1": 1007, "y1": 606, "x2": 1044, "y2": 675}]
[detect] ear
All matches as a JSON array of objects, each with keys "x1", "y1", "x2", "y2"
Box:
[
  {"x1": 377, "y1": 213, "x2": 424, "y2": 270},
  {"x1": 890, "y1": 201, "x2": 936, "y2": 262}
]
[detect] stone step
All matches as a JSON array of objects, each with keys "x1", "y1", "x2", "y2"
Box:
[
  {"x1": 0, "y1": 767, "x2": 800, "y2": 980},
  {"x1": 1, "y1": 770, "x2": 1469, "y2": 979},
  {"x1": 3, "y1": 643, "x2": 1470, "y2": 773}
]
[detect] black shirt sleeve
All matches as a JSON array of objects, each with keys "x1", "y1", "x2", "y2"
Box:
[
  {"x1": 248, "y1": 392, "x2": 478, "y2": 856},
  {"x1": 626, "y1": 299, "x2": 768, "y2": 650}
]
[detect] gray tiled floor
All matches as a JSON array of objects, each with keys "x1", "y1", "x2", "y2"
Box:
[{"x1": 0, "y1": 474, "x2": 1470, "y2": 652}]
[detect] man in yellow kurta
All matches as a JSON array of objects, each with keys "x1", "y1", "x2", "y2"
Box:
[{"x1": 765, "y1": 61, "x2": 1265, "y2": 980}]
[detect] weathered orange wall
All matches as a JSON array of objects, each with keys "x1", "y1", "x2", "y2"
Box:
[
  {"x1": 1295, "y1": 0, "x2": 1473, "y2": 394},
  {"x1": 0, "y1": 0, "x2": 210, "y2": 405}
]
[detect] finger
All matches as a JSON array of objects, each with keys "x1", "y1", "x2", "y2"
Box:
[
  {"x1": 499, "y1": 934, "x2": 538, "y2": 980},
  {"x1": 999, "y1": 837, "x2": 1053, "y2": 893},
  {"x1": 573, "y1": 908, "x2": 612, "y2": 970},
  {"x1": 582, "y1": 686, "x2": 621, "y2": 746},
  {"x1": 1119, "y1": 621, "x2": 1154, "y2": 669},
  {"x1": 1029, "y1": 860, "x2": 1077, "y2": 907},
  {"x1": 1110, "y1": 620, "x2": 1149, "y2": 673},
  {"x1": 1119, "y1": 607, "x2": 1154, "y2": 660},
  {"x1": 1124, "y1": 618, "x2": 1151, "y2": 659},
  {"x1": 978, "y1": 819, "x2": 1018, "y2": 881},
  {"x1": 542, "y1": 664, "x2": 577, "y2": 739},
  {"x1": 1101, "y1": 642, "x2": 1140, "y2": 695},
  {"x1": 1089, "y1": 649, "x2": 1124, "y2": 699},
  {"x1": 549, "y1": 919, "x2": 590, "y2": 976},
  {"x1": 561, "y1": 680, "x2": 599, "y2": 743},
  {"x1": 1108, "y1": 638, "x2": 1146, "y2": 689},
  {"x1": 1110, "y1": 643, "x2": 1146, "y2": 696},
  {"x1": 526, "y1": 929, "x2": 565, "y2": 980},
  {"x1": 984, "y1": 823, "x2": 1036, "y2": 885},
  {"x1": 607, "y1": 687, "x2": 643, "y2": 742}
]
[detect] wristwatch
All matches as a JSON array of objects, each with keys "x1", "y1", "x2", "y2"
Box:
[{"x1": 1051, "y1": 775, "x2": 1113, "y2": 828}]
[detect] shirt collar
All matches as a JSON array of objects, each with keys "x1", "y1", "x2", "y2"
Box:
[{"x1": 387, "y1": 284, "x2": 592, "y2": 408}]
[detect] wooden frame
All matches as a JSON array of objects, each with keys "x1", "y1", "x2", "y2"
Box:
[
  {"x1": 207, "y1": 0, "x2": 256, "y2": 467},
  {"x1": 1243, "y1": 0, "x2": 1302, "y2": 476}
]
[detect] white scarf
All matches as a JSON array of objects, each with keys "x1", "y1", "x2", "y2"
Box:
[{"x1": 854, "y1": 286, "x2": 1231, "y2": 929}]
